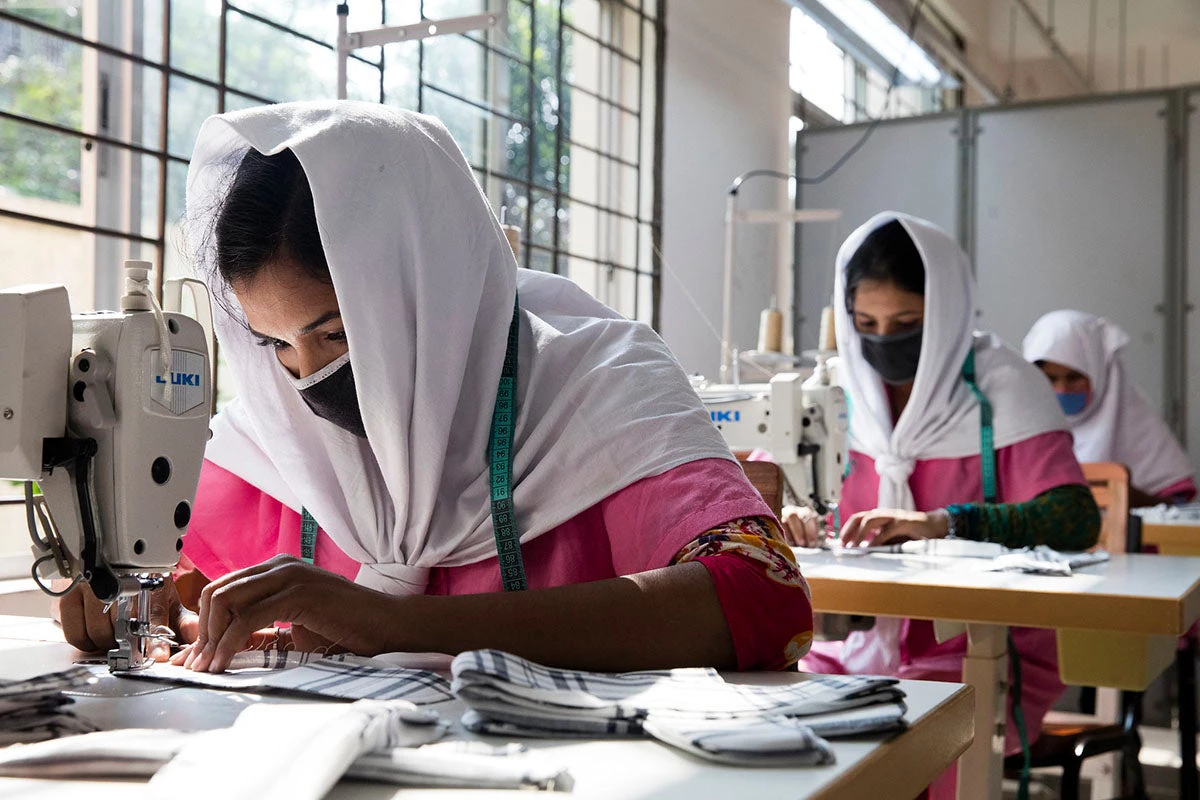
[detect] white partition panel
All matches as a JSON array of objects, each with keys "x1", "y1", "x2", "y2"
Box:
[
  {"x1": 974, "y1": 96, "x2": 1169, "y2": 412},
  {"x1": 795, "y1": 116, "x2": 960, "y2": 350},
  {"x1": 1186, "y1": 91, "x2": 1200, "y2": 471}
]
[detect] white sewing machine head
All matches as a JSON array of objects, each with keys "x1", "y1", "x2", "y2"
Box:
[
  {"x1": 698, "y1": 357, "x2": 848, "y2": 514},
  {"x1": 0, "y1": 261, "x2": 212, "y2": 671}
]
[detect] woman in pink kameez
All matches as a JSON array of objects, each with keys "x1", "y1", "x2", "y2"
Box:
[{"x1": 786, "y1": 213, "x2": 1100, "y2": 799}]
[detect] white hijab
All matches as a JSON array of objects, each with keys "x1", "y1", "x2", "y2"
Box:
[
  {"x1": 186, "y1": 101, "x2": 734, "y2": 595},
  {"x1": 834, "y1": 212, "x2": 1068, "y2": 511},
  {"x1": 1023, "y1": 310, "x2": 1193, "y2": 496}
]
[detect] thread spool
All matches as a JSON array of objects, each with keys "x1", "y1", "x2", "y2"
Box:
[
  {"x1": 502, "y1": 224, "x2": 522, "y2": 262},
  {"x1": 818, "y1": 306, "x2": 837, "y2": 352},
  {"x1": 758, "y1": 306, "x2": 784, "y2": 353}
]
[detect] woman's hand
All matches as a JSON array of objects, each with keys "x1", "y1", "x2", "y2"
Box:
[
  {"x1": 51, "y1": 576, "x2": 198, "y2": 661},
  {"x1": 840, "y1": 508, "x2": 950, "y2": 547},
  {"x1": 780, "y1": 505, "x2": 826, "y2": 547},
  {"x1": 172, "y1": 555, "x2": 400, "y2": 673}
]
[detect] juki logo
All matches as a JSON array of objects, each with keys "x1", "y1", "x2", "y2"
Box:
[
  {"x1": 709, "y1": 410, "x2": 741, "y2": 423},
  {"x1": 155, "y1": 372, "x2": 201, "y2": 387}
]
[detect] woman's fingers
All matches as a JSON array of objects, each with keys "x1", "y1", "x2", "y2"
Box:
[
  {"x1": 189, "y1": 555, "x2": 298, "y2": 669},
  {"x1": 841, "y1": 511, "x2": 899, "y2": 547},
  {"x1": 55, "y1": 586, "x2": 103, "y2": 653},
  {"x1": 869, "y1": 522, "x2": 915, "y2": 546},
  {"x1": 196, "y1": 585, "x2": 307, "y2": 673},
  {"x1": 780, "y1": 506, "x2": 822, "y2": 547},
  {"x1": 81, "y1": 585, "x2": 117, "y2": 652},
  {"x1": 841, "y1": 511, "x2": 889, "y2": 547},
  {"x1": 191, "y1": 560, "x2": 309, "y2": 672}
]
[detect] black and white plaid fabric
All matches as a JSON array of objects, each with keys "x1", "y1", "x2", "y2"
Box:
[
  {"x1": 451, "y1": 650, "x2": 907, "y2": 766},
  {"x1": 129, "y1": 652, "x2": 453, "y2": 704},
  {"x1": 0, "y1": 665, "x2": 100, "y2": 745},
  {"x1": 988, "y1": 545, "x2": 1109, "y2": 575}
]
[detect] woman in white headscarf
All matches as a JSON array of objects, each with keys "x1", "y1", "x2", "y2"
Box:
[
  {"x1": 53, "y1": 101, "x2": 814, "y2": 676},
  {"x1": 793, "y1": 213, "x2": 1099, "y2": 798},
  {"x1": 1024, "y1": 310, "x2": 1196, "y2": 505}
]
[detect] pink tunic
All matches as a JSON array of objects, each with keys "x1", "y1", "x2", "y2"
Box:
[
  {"x1": 800, "y1": 430, "x2": 1086, "y2": 797},
  {"x1": 1156, "y1": 477, "x2": 1198, "y2": 503},
  {"x1": 184, "y1": 457, "x2": 812, "y2": 670}
]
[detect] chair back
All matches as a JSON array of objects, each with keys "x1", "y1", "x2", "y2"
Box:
[
  {"x1": 737, "y1": 459, "x2": 784, "y2": 519},
  {"x1": 1081, "y1": 461, "x2": 1131, "y2": 553}
]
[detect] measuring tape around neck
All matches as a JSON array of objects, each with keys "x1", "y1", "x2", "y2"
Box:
[
  {"x1": 298, "y1": 296, "x2": 528, "y2": 591},
  {"x1": 961, "y1": 349, "x2": 997, "y2": 504}
]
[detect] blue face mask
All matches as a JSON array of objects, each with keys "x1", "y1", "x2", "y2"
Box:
[{"x1": 1056, "y1": 391, "x2": 1088, "y2": 416}]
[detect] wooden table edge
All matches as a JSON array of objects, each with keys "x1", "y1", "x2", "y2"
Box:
[
  {"x1": 813, "y1": 684, "x2": 975, "y2": 800},
  {"x1": 804, "y1": 577, "x2": 1200, "y2": 637}
]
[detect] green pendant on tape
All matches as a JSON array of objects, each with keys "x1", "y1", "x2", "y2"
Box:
[
  {"x1": 961, "y1": 349, "x2": 997, "y2": 504},
  {"x1": 297, "y1": 296, "x2": 527, "y2": 591}
]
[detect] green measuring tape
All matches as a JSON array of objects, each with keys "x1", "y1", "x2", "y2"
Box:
[
  {"x1": 488, "y1": 298, "x2": 527, "y2": 591},
  {"x1": 298, "y1": 296, "x2": 528, "y2": 591},
  {"x1": 961, "y1": 349, "x2": 997, "y2": 503},
  {"x1": 300, "y1": 507, "x2": 319, "y2": 563}
]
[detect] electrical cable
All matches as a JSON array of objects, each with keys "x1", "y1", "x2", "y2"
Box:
[{"x1": 793, "y1": 0, "x2": 930, "y2": 186}]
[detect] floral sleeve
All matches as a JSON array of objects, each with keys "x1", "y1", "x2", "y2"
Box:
[{"x1": 672, "y1": 516, "x2": 814, "y2": 670}]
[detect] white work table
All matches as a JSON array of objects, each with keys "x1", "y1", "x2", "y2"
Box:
[
  {"x1": 793, "y1": 549, "x2": 1200, "y2": 800},
  {"x1": 0, "y1": 615, "x2": 974, "y2": 800}
]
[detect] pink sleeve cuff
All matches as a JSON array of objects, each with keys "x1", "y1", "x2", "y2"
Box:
[{"x1": 696, "y1": 553, "x2": 814, "y2": 671}]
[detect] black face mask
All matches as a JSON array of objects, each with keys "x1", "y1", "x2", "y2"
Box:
[
  {"x1": 294, "y1": 353, "x2": 367, "y2": 438},
  {"x1": 859, "y1": 327, "x2": 923, "y2": 385}
]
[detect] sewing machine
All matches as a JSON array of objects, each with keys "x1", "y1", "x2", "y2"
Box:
[
  {"x1": 698, "y1": 355, "x2": 848, "y2": 513},
  {"x1": 0, "y1": 261, "x2": 211, "y2": 671}
]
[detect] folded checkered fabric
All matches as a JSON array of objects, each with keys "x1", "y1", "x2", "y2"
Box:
[
  {"x1": 0, "y1": 665, "x2": 100, "y2": 745},
  {"x1": 452, "y1": 650, "x2": 903, "y2": 720},
  {"x1": 0, "y1": 730, "x2": 572, "y2": 791},
  {"x1": 126, "y1": 651, "x2": 453, "y2": 704},
  {"x1": 452, "y1": 650, "x2": 906, "y2": 766},
  {"x1": 988, "y1": 546, "x2": 1109, "y2": 576}
]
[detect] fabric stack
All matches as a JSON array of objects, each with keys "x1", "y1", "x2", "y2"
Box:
[
  {"x1": 831, "y1": 539, "x2": 1111, "y2": 576},
  {"x1": 127, "y1": 650, "x2": 454, "y2": 704},
  {"x1": 0, "y1": 704, "x2": 572, "y2": 795},
  {"x1": 452, "y1": 650, "x2": 907, "y2": 766},
  {"x1": 0, "y1": 666, "x2": 100, "y2": 746}
]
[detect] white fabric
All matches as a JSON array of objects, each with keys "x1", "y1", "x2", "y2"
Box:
[
  {"x1": 1023, "y1": 310, "x2": 1193, "y2": 496},
  {"x1": 147, "y1": 699, "x2": 445, "y2": 800},
  {"x1": 832, "y1": 212, "x2": 1068, "y2": 674},
  {"x1": 186, "y1": 100, "x2": 733, "y2": 594}
]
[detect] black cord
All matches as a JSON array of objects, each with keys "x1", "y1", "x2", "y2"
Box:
[{"x1": 795, "y1": 0, "x2": 930, "y2": 186}]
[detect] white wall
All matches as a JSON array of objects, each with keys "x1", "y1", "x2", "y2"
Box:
[{"x1": 660, "y1": 0, "x2": 792, "y2": 378}]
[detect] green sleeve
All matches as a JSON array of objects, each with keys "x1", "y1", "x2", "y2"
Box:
[{"x1": 945, "y1": 484, "x2": 1101, "y2": 551}]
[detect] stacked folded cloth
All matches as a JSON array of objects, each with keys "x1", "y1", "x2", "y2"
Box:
[
  {"x1": 872, "y1": 540, "x2": 1110, "y2": 575},
  {"x1": 0, "y1": 699, "x2": 572, "y2": 797},
  {"x1": 126, "y1": 650, "x2": 454, "y2": 704},
  {"x1": 452, "y1": 650, "x2": 907, "y2": 766},
  {"x1": 0, "y1": 666, "x2": 100, "y2": 746}
]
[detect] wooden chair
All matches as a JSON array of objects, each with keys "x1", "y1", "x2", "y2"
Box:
[
  {"x1": 1084, "y1": 461, "x2": 1132, "y2": 554},
  {"x1": 734, "y1": 452, "x2": 784, "y2": 519},
  {"x1": 1004, "y1": 461, "x2": 1147, "y2": 799}
]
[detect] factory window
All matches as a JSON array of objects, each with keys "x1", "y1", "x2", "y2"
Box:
[
  {"x1": 0, "y1": 0, "x2": 662, "y2": 577},
  {"x1": 789, "y1": 4, "x2": 947, "y2": 127}
]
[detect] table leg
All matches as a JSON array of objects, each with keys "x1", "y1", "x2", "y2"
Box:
[
  {"x1": 1179, "y1": 638, "x2": 1198, "y2": 800},
  {"x1": 957, "y1": 623, "x2": 1007, "y2": 800}
]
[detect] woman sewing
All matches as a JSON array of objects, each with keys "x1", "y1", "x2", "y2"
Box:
[
  {"x1": 1024, "y1": 309, "x2": 1196, "y2": 506},
  {"x1": 792, "y1": 213, "x2": 1100, "y2": 798},
  {"x1": 54, "y1": 100, "x2": 813, "y2": 675}
]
